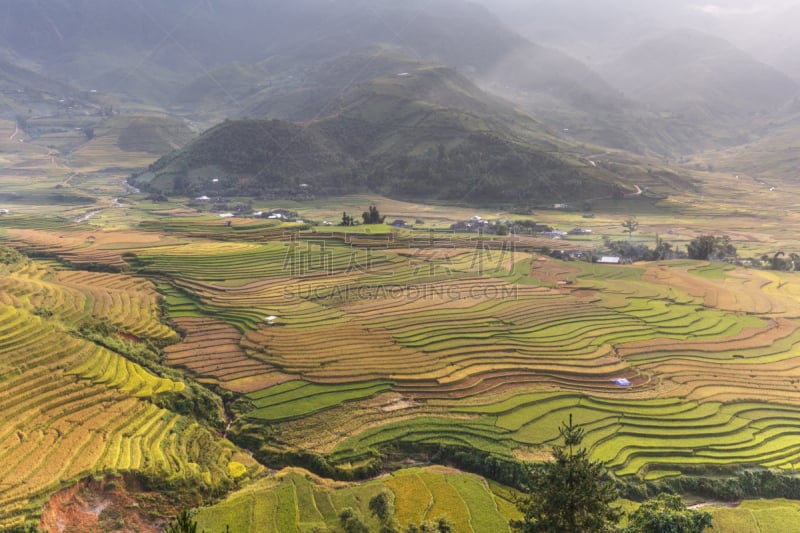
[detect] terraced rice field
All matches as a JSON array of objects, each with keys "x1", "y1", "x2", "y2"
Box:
[
  {"x1": 9, "y1": 202, "x2": 800, "y2": 530},
  {"x1": 0, "y1": 227, "x2": 185, "y2": 268},
  {"x1": 0, "y1": 259, "x2": 257, "y2": 528},
  {"x1": 708, "y1": 499, "x2": 800, "y2": 533},
  {"x1": 0, "y1": 261, "x2": 177, "y2": 340},
  {"x1": 195, "y1": 466, "x2": 517, "y2": 533},
  {"x1": 165, "y1": 316, "x2": 288, "y2": 393},
  {"x1": 24, "y1": 226, "x2": 800, "y2": 482}
]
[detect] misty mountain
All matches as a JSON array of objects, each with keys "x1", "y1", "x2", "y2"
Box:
[
  {"x1": 0, "y1": 55, "x2": 82, "y2": 118},
  {"x1": 0, "y1": 0, "x2": 626, "y2": 132},
  {"x1": 482, "y1": 0, "x2": 800, "y2": 85},
  {"x1": 477, "y1": 0, "x2": 703, "y2": 65},
  {"x1": 5, "y1": 0, "x2": 797, "y2": 160},
  {"x1": 720, "y1": 2, "x2": 800, "y2": 82},
  {"x1": 697, "y1": 95, "x2": 800, "y2": 178},
  {"x1": 172, "y1": 48, "x2": 432, "y2": 122},
  {"x1": 601, "y1": 29, "x2": 798, "y2": 128},
  {"x1": 135, "y1": 63, "x2": 620, "y2": 205}
]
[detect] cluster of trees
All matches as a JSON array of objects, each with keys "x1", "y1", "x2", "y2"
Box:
[
  {"x1": 761, "y1": 251, "x2": 800, "y2": 271},
  {"x1": 604, "y1": 236, "x2": 672, "y2": 262},
  {"x1": 615, "y1": 218, "x2": 735, "y2": 263},
  {"x1": 660, "y1": 466, "x2": 800, "y2": 502},
  {"x1": 362, "y1": 205, "x2": 386, "y2": 224},
  {"x1": 0, "y1": 244, "x2": 25, "y2": 268},
  {"x1": 340, "y1": 205, "x2": 386, "y2": 226},
  {"x1": 686, "y1": 235, "x2": 736, "y2": 260}
]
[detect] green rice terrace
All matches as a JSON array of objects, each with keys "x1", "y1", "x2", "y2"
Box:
[
  {"x1": 5, "y1": 112, "x2": 800, "y2": 529},
  {"x1": 5, "y1": 190, "x2": 800, "y2": 531}
]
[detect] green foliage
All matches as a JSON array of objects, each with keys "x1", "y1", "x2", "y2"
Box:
[
  {"x1": 76, "y1": 318, "x2": 226, "y2": 428},
  {"x1": 79, "y1": 316, "x2": 122, "y2": 339},
  {"x1": 0, "y1": 245, "x2": 24, "y2": 267},
  {"x1": 687, "y1": 235, "x2": 736, "y2": 260},
  {"x1": 341, "y1": 212, "x2": 356, "y2": 226},
  {"x1": 155, "y1": 381, "x2": 226, "y2": 428},
  {"x1": 338, "y1": 507, "x2": 369, "y2": 533},
  {"x1": 604, "y1": 235, "x2": 673, "y2": 261},
  {"x1": 369, "y1": 490, "x2": 400, "y2": 533},
  {"x1": 661, "y1": 468, "x2": 800, "y2": 502},
  {"x1": 246, "y1": 380, "x2": 394, "y2": 422},
  {"x1": 369, "y1": 490, "x2": 393, "y2": 522},
  {"x1": 766, "y1": 251, "x2": 796, "y2": 271},
  {"x1": 428, "y1": 446, "x2": 529, "y2": 490},
  {"x1": 511, "y1": 415, "x2": 621, "y2": 533},
  {"x1": 623, "y1": 494, "x2": 712, "y2": 533},
  {"x1": 621, "y1": 216, "x2": 639, "y2": 240},
  {"x1": 166, "y1": 509, "x2": 198, "y2": 533},
  {"x1": 362, "y1": 205, "x2": 386, "y2": 225},
  {"x1": 31, "y1": 306, "x2": 53, "y2": 318}
]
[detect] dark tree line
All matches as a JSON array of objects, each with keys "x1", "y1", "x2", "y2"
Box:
[{"x1": 687, "y1": 235, "x2": 736, "y2": 260}]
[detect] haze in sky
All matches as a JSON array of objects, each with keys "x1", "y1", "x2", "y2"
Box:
[{"x1": 474, "y1": 0, "x2": 800, "y2": 78}]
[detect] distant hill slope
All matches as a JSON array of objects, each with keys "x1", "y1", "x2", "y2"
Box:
[
  {"x1": 695, "y1": 98, "x2": 800, "y2": 178},
  {"x1": 601, "y1": 29, "x2": 798, "y2": 124},
  {"x1": 107, "y1": 115, "x2": 195, "y2": 154},
  {"x1": 0, "y1": 55, "x2": 84, "y2": 118},
  {"x1": 68, "y1": 115, "x2": 196, "y2": 171},
  {"x1": 135, "y1": 65, "x2": 621, "y2": 205}
]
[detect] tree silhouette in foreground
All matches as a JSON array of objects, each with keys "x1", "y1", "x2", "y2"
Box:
[{"x1": 511, "y1": 415, "x2": 621, "y2": 533}]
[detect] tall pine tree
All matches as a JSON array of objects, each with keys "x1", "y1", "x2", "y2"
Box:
[{"x1": 511, "y1": 415, "x2": 621, "y2": 533}]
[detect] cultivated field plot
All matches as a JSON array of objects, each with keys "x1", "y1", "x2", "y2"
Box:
[
  {"x1": 7, "y1": 199, "x2": 800, "y2": 527},
  {"x1": 195, "y1": 466, "x2": 518, "y2": 533},
  {"x1": 708, "y1": 499, "x2": 800, "y2": 533},
  {"x1": 84, "y1": 231, "x2": 800, "y2": 479},
  {"x1": 12, "y1": 218, "x2": 800, "y2": 475},
  {"x1": 0, "y1": 258, "x2": 258, "y2": 528}
]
